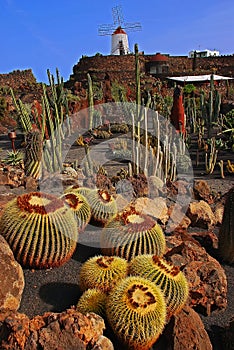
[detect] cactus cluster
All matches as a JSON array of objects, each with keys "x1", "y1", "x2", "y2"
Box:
[
  {"x1": 128, "y1": 254, "x2": 189, "y2": 318},
  {"x1": 0, "y1": 192, "x2": 78, "y2": 268},
  {"x1": 100, "y1": 207, "x2": 166, "y2": 261},
  {"x1": 79, "y1": 255, "x2": 128, "y2": 293}
]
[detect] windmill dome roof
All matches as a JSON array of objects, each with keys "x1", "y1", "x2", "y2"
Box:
[
  {"x1": 112, "y1": 26, "x2": 127, "y2": 35},
  {"x1": 151, "y1": 53, "x2": 168, "y2": 62}
]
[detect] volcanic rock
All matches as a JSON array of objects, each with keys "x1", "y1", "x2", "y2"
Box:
[
  {"x1": 153, "y1": 305, "x2": 212, "y2": 350},
  {"x1": 187, "y1": 200, "x2": 217, "y2": 229},
  {"x1": 165, "y1": 232, "x2": 227, "y2": 315},
  {"x1": 0, "y1": 236, "x2": 25, "y2": 311},
  {"x1": 0, "y1": 308, "x2": 113, "y2": 350}
]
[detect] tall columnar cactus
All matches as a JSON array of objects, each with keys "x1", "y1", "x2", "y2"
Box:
[
  {"x1": 106, "y1": 276, "x2": 167, "y2": 350},
  {"x1": 24, "y1": 129, "x2": 43, "y2": 180},
  {"x1": 60, "y1": 192, "x2": 91, "y2": 232},
  {"x1": 218, "y1": 187, "x2": 234, "y2": 264},
  {"x1": 128, "y1": 254, "x2": 189, "y2": 318},
  {"x1": 11, "y1": 69, "x2": 70, "y2": 175},
  {"x1": 0, "y1": 192, "x2": 78, "y2": 268},
  {"x1": 87, "y1": 73, "x2": 94, "y2": 131},
  {"x1": 100, "y1": 207, "x2": 166, "y2": 261},
  {"x1": 79, "y1": 255, "x2": 128, "y2": 293}
]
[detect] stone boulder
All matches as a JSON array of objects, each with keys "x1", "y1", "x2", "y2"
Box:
[
  {"x1": 153, "y1": 305, "x2": 212, "y2": 350},
  {"x1": 0, "y1": 236, "x2": 25, "y2": 311},
  {"x1": 165, "y1": 232, "x2": 227, "y2": 315},
  {"x1": 193, "y1": 179, "x2": 213, "y2": 204},
  {"x1": 187, "y1": 200, "x2": 217, "y2": 229},
  {"x1": 134, "y1": 197, "x2": 169, "y2": 224},
  {"x1": 0, "y1": 308, "x2": 114, "y2": 350}
]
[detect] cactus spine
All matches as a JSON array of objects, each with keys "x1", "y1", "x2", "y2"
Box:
[
  {"x1": 100, "y1": 207, "x2": 166, "y2": 261},
  {"x1": 79, "y1": 255, "x2": 128, "y2": 293},
  {"x1": 0, "y1": 192, "x2": 78, "y2": 268},
  {"x1": 106, "y1": 276, "x2": 167, "y2": 350},
  {"x1": 128, "y1": 254, "x2": 189, "y2": 318}
]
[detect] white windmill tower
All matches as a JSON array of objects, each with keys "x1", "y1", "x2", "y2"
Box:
[{"x1": 98, "y1": 5, "x2": 142, "y2": 55}]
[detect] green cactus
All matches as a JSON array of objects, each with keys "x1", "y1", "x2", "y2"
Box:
[
  {"x1": 60, "y1": 192, "x2": 91, "y2": 232},
  {"x1": 24, "y1": 129, "x2": 43, "y2": 179},
  {"x1": 87, "y1": 73, "x2": 94, "y2": 131},
  {"x1": 79, "y1": 255, "x2": 128, "y2": 293},
  {"x1": 218, "y1": 187, "x2": 234, "y2": 264},
  {"x1": 86, "y1": 189, "x2": 117, "y2": 226},
  {"x1": 100, "y1": 207, "x2": 166, "y2": 261},
  {"x1": 106, "y1": 276, "x2": 167, "y2": 350},
  {"x1": 0, "y1": 192, "x2": 78, "y2": 268},
  {"x1": 76, "y1": 288, "x2": 107, "y2": 317},
  {"x1": 128, "y1": 255, "x2": 189, "y2": 318},
  {"x1": 64, "y1": 185, "x2": 92, "y2": 198}
]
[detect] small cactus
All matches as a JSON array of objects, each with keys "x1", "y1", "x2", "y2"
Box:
[
  {"x1": 86, "y1": 189, "x2": 117, "y2": 226},
  {"x1": 106, "y1": 276, "x2": 167, "y2": 350},
  {"x1": 79, "y1": 255, "x2": 128, "y2": 293},
  {"x1": 100, "y1": 207, "x2": 166, "y2": 261},
  {"x1": 128, "y1": 254, "x2": 189, "y2": 318},
  {"x1": 60, "y1": 192, "x2": 91, "y2": 231},
  {"x1": 0, "y1": 192, "x2": 78, "y2": 268},
  {"x1": 76, "y1": 288, "x2": 107, "y2": 317},
  {"x1": 218, "y1": 187, "x2": 234, "y2": 264}
]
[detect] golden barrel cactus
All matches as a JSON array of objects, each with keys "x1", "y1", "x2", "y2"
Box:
[
  {"x1": 128, "y1": 254, "x2": 189, "y2": 318},
  {"x1": 60, "y1": 192, "x2": 91, "y2": 231},
  {"x1": 0, "y1": 192, "x2": 78, "y2": 268},
  {"x1": 79, "y1": 255, "x2": 128, "y2": 293},
  {"x1": 85, "y1": 189, "x2": 117, "y2": 226},
  {"x1": 100, "y1": 207, "x2": 166, "y2": 261},
  {"x1": 106, "y1": 276, "x2": 167, "y2": 350},
  {"x1": 76, "y1": 288, "x2": 107, "y2": 317}
]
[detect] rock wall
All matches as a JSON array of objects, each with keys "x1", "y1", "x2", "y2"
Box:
[
  {"x1": 0, "y1": 69, "x2": 37, "y2": 91},
  {"x1": 66, "y1": 54, "x2": 234, "y2": 88}
]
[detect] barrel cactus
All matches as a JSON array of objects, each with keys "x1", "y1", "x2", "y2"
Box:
[
  {"x1": 218, "y1": 187, "x2": 234, "y2": 264},
  {"x1": 128, "y1": 254, "x2": 189, "y2": 318},
  {"x1": 100, "y1": 207, "x2": 166, "y2": 261},
  {"x1": 106, "y1": 276, "x2": 167, "y2": 350},
  {"x1": 0, "y1": 192, "x2": 78, "y2": 268},
  {"x1": 85, "y1": 189, "x2": 117, "y2": 226},
  {"x1": 24, "y1": 129, "x2": 43, "y2": 180},
  {"x1": 79, "y1": 255, "x2": 128, "y2": 293},
  {"x1": 60, "y1": 192, "x2": 91, "y2": 231},
  {"x1": 64, "y1": 185, "x2": 92, "y2": 198},
  {"x1": 76, "y1": 288, "x2": 107, "y2": 317}
]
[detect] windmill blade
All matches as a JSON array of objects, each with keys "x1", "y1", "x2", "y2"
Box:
[
  {"x1": 98, "y1": 24, "x2": 116, "y2": 36},
  {"x1": 122, "y1": 22, "x2": 142, "y2": 31}
]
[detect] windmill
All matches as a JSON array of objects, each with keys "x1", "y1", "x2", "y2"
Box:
[{"x1": 98, "y1": 5, "x2": 142, "y2": 55}]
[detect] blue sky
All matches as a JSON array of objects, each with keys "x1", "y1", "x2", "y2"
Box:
[{"x1": 1, "y1": 0, "x2": 234, "y2": 83}]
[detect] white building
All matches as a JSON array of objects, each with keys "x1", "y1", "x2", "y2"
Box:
[
  {"x1": 111, "y1": 26, "x2": 131, "y2": 55},
  {"x1": 189, "y1": 49, "x2": 220, "y2": 58}
]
